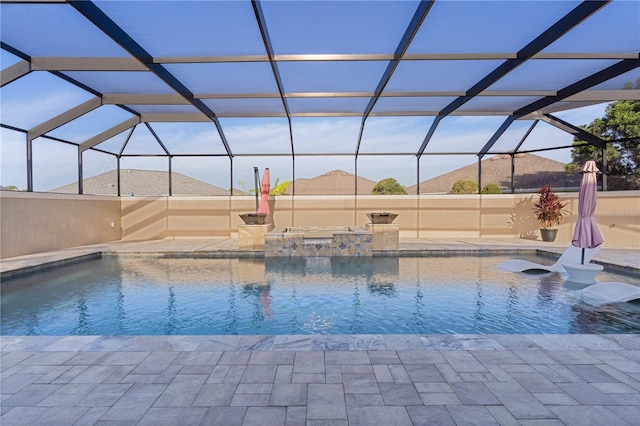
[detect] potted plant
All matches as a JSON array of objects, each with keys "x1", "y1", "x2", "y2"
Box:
[{"x1": 533, "y1": 184, "x2": 565, "y2": 242}]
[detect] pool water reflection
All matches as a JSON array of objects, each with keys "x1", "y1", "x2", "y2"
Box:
[{"x1": 2, "y1": 256, "x2": 639, "y2": 335}]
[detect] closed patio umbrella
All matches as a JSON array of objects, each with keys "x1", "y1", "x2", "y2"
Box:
[
  {"x1": 571, "y1": 160, "x2": 604, "y2": 264},
  {"x1": 257, "y1": 168, "x2": 271, "y2": 215}
]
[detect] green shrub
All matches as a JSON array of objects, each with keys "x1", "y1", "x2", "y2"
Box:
[
  {"x1": 481, "y1": 183, "x2": 502, "y2": 194},
  {"x1": 269, "y1": 178, "x2": 290, "y2": 196},
  {"x1": 451, "y1": 179, "x2": 478, "y2": 194},
  {"x1": 371, "y1": 178, "x2": 408, "y2": 195}
]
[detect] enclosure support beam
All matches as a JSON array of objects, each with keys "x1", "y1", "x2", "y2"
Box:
[
  {"x1": 80, "y1": 117, "x2": 141, "y2": 152},
  {"x1": 541, "y1": 114, "x2": 607, "y2": 149},
  {"x1": 479, "y1": 116, "x2": 516, "y2": 158},
  {"x1": 78, "y1": 148, "x2": 83, "y2": 195},
  {"x1": 26, "y1": 136, "x2": 33, "y2": 192},
  {"x1": 29, "y1": 97, "x2": 102, "y2": 140},
  {"x1": 0, "y1": 59, "x2": 31, "y2": 87},
  {"x1": 252, "y1": 0, "x2": 295, "y2": 162}
]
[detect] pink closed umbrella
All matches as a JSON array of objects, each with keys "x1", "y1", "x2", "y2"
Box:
[
  {"x1": 571, "y1": 160, "x2": 604, "y2": 264},
  {"x1": 257, "y1": 168, "x2": 270, "y2": 215}
]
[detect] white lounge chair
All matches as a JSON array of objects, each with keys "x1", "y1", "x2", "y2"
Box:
[
  {"x1": 497, "y1": 245, "x2": 600, "y2": 274},
  {"x1": 579, "y1": 282, "x2": 640, "y2": 304}
]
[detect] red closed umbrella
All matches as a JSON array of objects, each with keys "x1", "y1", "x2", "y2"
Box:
[
  {"x1": 257, "y1": 168, "x2": 270, "y2": 215},
  {"x1": 571, "y1": 160, "x2": 604, "y2": 264}
]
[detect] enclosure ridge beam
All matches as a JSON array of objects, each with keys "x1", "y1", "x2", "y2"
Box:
[
  {"x1": 80, "y1": 116, "x2": 140, "y2": 152},
  {"x1": 356, "y1": 0, "x2": 434, "y2": 157},
  {"x1": 150, "y1": 52, "x2": 636, "y2": 63},
  {"x1": 540, "y1": 113, "x2": 607, "y2": 149},
  {"x1": 68, "y1": 0, "x2": 233, "y2": 157},
  {"x1": 28, "y1": 97, "x2": 102, "y2": 139},
  {"x1": 0, "y1": 59, "x2": 31, "y2": 87}
]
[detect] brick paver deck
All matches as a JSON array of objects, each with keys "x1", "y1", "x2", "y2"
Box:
[{"x1": 1, "y1": 334, "x2": 639, "y2": 425}]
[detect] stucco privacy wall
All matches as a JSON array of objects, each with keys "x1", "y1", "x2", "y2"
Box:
[
  {"x1": 1, "y1": 191, "x2": 638, "y2": 259},
  {"x1": 119, "y1": 192, "x2": 640, "y2": 248},
  {"x1": 0, "y1": 191, "x2": 121, "y2": 258}
]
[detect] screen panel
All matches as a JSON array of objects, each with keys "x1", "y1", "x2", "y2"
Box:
[
  {"x1": 48, "y1": 105, "x2": 136, "y2": 143},
  {"x1": 232, "y1": 156, "x2": 293, "y2": 197},
  {"x1": 0, "y1": 3, "x2": 128, "y2": 57},
  {"x1": 172, "y1": 156, "x2": 232, "y2": 196},
  {"x1": 360, "y1": 116, "x2": 435, "y2": 154},
  {"x1": 262, "y1": 0, "x2": 421, "y2": 55},
  {"x1": 487, "y1": 59, "x2": 619, "y2": 92},
  {"x1": 202, "y1": 98, "x2": 285, "y2": 117},
  {"x1": 119, "y1": 157, "x2": 170, "y2": 196},
  {"x1": 83, "y1": 149, "x2": 118, "y2": 196},
  {"x1": 0, "y1": 128, "x2": 27, "y2": 191},
  {"x1": 147, "y1": 122, "x2": 227, "y2": 155},
  {"x1": 221, "y1": 118, "x2": 291, "y2": 155},
  {"x1": 417, "y1": 154, "x2": 478, "y2": 194},
  {"x1": 543, "y1": 0, "x2": 640, "y2": 53},
  {"x1": 278, "y1": 61, "x2": 388, "y2": 93},
  {"x1": 407, "y1": 0, "x2": 580, "y2": 54},
  {"x1": 385, "y1": 60, "x2": 504, "y2": 92},
  {"x1": 291, "y1": 117, "x2": 361, "y2": 154},
  {"x1": 371, "y1": 97, "x2": 456, "y2": 115},
  {"x1": 62, "y1": 71, "x2": 176, "y2": 95},
  {"x1": 165, "y1": 63, "x2": 279, "y2": 95},
  {"x1": 95, "y1": 0, "x2": 266, "y2": 57},
  {"x1": 32, "y1": 137, "x2": 78, "y2": 193},
  {"x1": 1, "y1": 72, "x2": 96, "y2": 130},
  {"x1": 424, "y1": 116, "x2": 510, "y2": 154}
]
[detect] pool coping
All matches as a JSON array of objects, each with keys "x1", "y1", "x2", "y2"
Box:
[
  {"x1": 2, "y1": 247, "x2": 638, "y2": 282},
  {"x1": 2, "y1": 333, "x2": 639, "y2": 353}
]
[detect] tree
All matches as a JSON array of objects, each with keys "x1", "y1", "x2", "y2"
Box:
[
  {"x1": 269, "y1": 178, "x2": 290, "y2": 196},
  {"x1": 371, "y1": 178, "x2": 407, "y2": 195},
  {"x1": 566, "y1": 100, "x2": 640, "y2": 190},
  {"x1": 451, "y1": 179, "x2": 478, "y2": 194},
  {"x1": 481, "y1": 183, "x2": 502, "y2": 194}
]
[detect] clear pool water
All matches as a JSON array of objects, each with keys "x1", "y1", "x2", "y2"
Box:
[{"x1": 2, "y1": 256, "x2": 639, "y2": 335}]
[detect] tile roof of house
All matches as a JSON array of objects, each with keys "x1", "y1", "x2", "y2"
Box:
[
  {"x1": 285, "y1": 169, "x2": 377, "y2": 195},
  {"x1": 52, "y1": 169, "x2": 235, "y2": 196},
  {"x1": 407, "y1": 153, "x2": 581, "y2": 194}
]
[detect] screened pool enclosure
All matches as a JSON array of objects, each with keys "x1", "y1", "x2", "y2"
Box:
[{"x1": 1, "y1": 0, "x2": 638, "y2": 195}]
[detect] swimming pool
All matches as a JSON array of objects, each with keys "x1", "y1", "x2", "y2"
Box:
[{"x1": 2, "y1": 255, "x2": 639, "y2": 335}]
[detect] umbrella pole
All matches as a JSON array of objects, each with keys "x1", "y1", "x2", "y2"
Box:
[
  {"x1": 581, "y1": 248, "x2": 585, "y2": 265},
  {"x1": 253, "y1": 167, "x2": 260, "y2": 212}
]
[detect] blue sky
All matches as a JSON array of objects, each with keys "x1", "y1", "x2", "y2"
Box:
[{"x1": 1, "y1": 0, "x2": 636, "y2": 192}]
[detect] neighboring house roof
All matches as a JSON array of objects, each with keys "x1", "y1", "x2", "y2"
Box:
[
  {"x1": 52, "y1": 169, "x2": 237, "y2": 196},
  {"x1": 406, "y1": 153, "x2": 581, "y2": 194},
  {"x1": 286, "y1": 170, "x2": 378, "y2": 195}
]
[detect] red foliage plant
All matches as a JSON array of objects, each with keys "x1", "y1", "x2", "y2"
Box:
[{"x1": 533, "y1": 184, "x2": 566, "y2": 229}]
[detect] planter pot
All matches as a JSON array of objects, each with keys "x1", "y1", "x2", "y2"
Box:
[
  {"x1": 540, "y1": 228, "x2": 558, "y2": 242},
  {"x1": 239, "y1": 213, "x2": 267, "y2": 225},
  {"x1": 366, "y1": 212, "x2": 398, "y2": 224}
]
